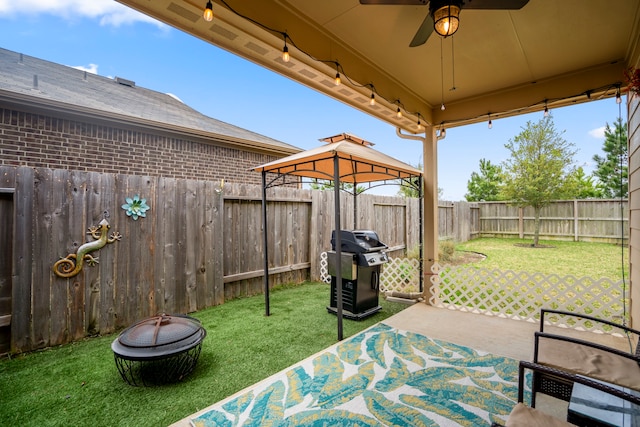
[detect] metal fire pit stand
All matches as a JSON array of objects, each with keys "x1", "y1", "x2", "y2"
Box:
[{"x1": 111, "y1": 314, "x2": 206, "y2": 386}]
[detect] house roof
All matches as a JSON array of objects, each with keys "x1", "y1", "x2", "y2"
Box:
[{"x1": 0, "y1": 47, "x2": 300, "y2": 155}]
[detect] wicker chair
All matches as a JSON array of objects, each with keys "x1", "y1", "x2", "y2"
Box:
[
  {"x1": 532, "y1": 309, "x2": 640, "y2": 406},
  {"x1": 491, "y1": 360, "x2": 640, "y2": 426}
]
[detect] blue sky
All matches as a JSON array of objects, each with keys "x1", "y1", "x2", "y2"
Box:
[{"x1": 0, "y1": 1, "x2": 627, "y2": 200}]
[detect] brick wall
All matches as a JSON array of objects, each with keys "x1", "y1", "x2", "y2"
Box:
[{"x1": 0, "y1": 107, "x2": 280, "y2": 184}]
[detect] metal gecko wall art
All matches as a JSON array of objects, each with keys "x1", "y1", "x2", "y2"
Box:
[{"x1": 53, "y1": 218, "x2": 122, "y2": 278}]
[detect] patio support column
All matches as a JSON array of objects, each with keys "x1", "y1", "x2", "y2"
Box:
[
  {"x1": 422, "y1": 126, "x2": 439, "y2": 302},
  {"x1": 261, "y1": 171, "x2": 270, "y2": 316},
  {"x1": 333, "y1": 153, "x2": 344, "y2": 340}
]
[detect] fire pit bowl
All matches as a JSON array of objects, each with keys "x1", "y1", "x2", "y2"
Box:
[{"x1": 111, "y1": 314, "x2": 206, "y2": 386}]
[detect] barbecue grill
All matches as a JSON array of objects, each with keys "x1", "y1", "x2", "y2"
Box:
[
  {"x1": 327, "y1": 230, "x2": 388, "y2": 320},
  {"x1": 111, "y1": 314, "x2": 206, "y2": 386}
]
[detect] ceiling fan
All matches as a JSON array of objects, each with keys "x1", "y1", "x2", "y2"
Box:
[{"x1": 359, "y1": 0, "x2": 530, "y2": 47}]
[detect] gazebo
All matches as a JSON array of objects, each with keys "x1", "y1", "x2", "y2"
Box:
[{"x1": 252, "y1": 133, "x2": 423, "y2": 339}]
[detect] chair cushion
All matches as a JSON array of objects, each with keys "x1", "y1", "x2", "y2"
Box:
[
  {"x1": 537, "y1": 336, "x2": 640, "y2": 391},
  {"x1": 506, "y1": 403, "x2": 575, "y2": 427}
]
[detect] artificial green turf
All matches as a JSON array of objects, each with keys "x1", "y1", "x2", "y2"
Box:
[{"x1": 0, "y1": 282, "x2": 408, "y2": 427}]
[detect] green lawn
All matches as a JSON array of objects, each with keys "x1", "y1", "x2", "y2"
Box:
[
  {"x1": 455, "y1": 237, "x2": 628, "y2": 280},
  {"x1": 0, "y1": 282, "x2": 408, "y2": 427}
]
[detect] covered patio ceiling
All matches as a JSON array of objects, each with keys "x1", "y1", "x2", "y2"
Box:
[{"x1": 117, "y1": 0, "x2": 639, "y2": 133}]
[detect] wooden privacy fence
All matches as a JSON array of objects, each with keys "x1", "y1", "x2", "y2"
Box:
[
  {"x1": 0, "y1": 166, "x2": 422, "y2": 353},
  {"x1": 475, "y1": 200, "x2": 628, "y2": 243},
  {"x1": 0, "y1": 164, "x2": 629, "y2": 353}
]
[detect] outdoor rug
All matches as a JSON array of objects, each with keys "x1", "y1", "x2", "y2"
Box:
[{"x1": 191, "y1": 323, "x2": 527, "y2": 426}]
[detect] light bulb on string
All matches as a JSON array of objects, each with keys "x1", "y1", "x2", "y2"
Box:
[
  {"x1": 441, "y1": 103, "x2": 446, "y2": 111},
  {"x1": 370, "y1": 92, "x2": 376, "y2": 106},
  {"x1": 397, "y1": 106, "x2": 402, "y2": 119},
  {"x1": 282, "y1": 44, "x2": 290, "y2": 63},
  {"x1": 334, "y1": 72, "x2": 341, "y2": 86},
  {"x1": 488, "y1": 119, "x2": 493, "y2": 129},
  {"x1": 203, "y1": 1, "x2": 213, "y2": 22},
  {"x1": 616, "y1": 88, "x2": 622, "y2": 104},
  {"x1": 543, "y1": 101, "x2": 550, "y2": 118}
]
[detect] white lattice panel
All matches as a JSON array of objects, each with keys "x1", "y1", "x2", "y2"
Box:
[
  {"x1": 319, "y1": 252, "x2": 420, "y2": 293},
  {"x1": 319, "y1": 253, "x2": 628, "y2": 332},
  {"x1": 319, "y1": 251, "x2": 330, "y2": 284},
  {"x1": 431, "y1": 265, "x2": 629, "y2": 331},
  {"x1": 379, "y1": 257, "x2": 420, "y2": 293}
]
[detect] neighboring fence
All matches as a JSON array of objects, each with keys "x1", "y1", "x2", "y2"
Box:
[{"x1": 474, "y1": 200, "x2": 628, "y2": 243}]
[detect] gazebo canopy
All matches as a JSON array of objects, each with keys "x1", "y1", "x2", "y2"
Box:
[
  {"x1": 252, "y1": 133, "x2": 423, "y2": 183},
  {"x1": 253, "y1": 133, "x2": 422, "y2": 341}
]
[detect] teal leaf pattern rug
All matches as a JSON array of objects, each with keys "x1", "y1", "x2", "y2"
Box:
[{"x1": 192, "y1": 323, "x2": 525, "y2": 426}]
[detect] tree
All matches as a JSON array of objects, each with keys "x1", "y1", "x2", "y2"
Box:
[
  {"x1": 500, "y1": 116, "x2": 577, "y2": 246},
  {"x1": 309, "y1": 179, "x2": 365, "y2": 194},
  {"x1": 465, "y1": 158, "x2": 504, "y2": 201},
  {"x1": 396, "y1": 163, "x2": 443, "y2": 199},
  {"x1": 592, "y1": 117, "x2": 628, "y2": 198},
  {"x1": 566, "y1": 166, "x2": 603, "y2": 199}
]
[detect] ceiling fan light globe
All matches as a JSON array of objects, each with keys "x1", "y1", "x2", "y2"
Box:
[{"x1": 433, "y1": 4, "x2": 460, "y2": 37}]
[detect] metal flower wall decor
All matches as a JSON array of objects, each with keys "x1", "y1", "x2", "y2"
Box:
[{"x1": 121, "y1": 195, "x2": 150, "y2": 220}]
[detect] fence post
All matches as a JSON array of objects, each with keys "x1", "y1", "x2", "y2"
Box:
[
  {"x1": 519, "y1": 207, "x2": 524, "y2": 239},
  {"x1": 574, "y1": 200, "x2": 579, "y2": 242},
  {"x1": 454, "y1": 201, "x2": 471, "y2": 242}
]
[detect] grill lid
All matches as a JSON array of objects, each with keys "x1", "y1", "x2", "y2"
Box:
[
  {"x1": 112, "y1": 314, "x2": 206, "y2": 359},
  {"x1": 331, "y1": 230, "x2": 388, "y2": 253}
]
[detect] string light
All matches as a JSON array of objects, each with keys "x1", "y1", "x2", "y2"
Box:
[
  {"x1": 209, "y1": 0, "x2": 426, "y2": 129},
  {"x1": 203, "y1": 1, "x2": 213, "y2": 22},
  {"x1": 488, "y1": 119, "x2": 492, "y2": 129},
  {"x1": 396, "y1": 103, "x2": 402, "y2": 119},
  {"x1": 434, "y1": 84, "x2": 622, "y2": 128},
  {"x1": 206, "y1": 0, "x2": 624, "y2": 132},
  {"x1": 282, "y1": 42, "x2": 290, "y2": 63}
]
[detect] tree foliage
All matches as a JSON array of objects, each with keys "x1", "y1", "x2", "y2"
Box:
[
  {"x1": 309, "y1": 180, "x2": 365, "y2": 194},
  {"x1": 501, "y1": 116, "x2": 577, "y2": 245},
  {"x1": 465, "y1": 158, "x2": 504, "y2": 201},
  {"x1": 566, "y1": 166, "x2": 603, "y2": 199},
  {"x1": 395, "y1": 163, "x2": 443, "y2": 199},
  {"x1": 397, "y1": 162, "x2": 422, "y2": 198},
  {"x1": 592, "y1": 117, "x2": 628, "y2": 198}
]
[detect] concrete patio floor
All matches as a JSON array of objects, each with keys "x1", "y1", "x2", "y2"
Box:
[{"x1": 170, "y1": 303, "x2": 633, "y2": 426}]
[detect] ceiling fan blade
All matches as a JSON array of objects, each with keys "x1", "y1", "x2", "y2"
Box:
[
  {"x1": 463, "y1": 0, "x2": 529, "y2": 9},
  {"x1": 359, "y1": 0, "x2": 428, "y2": 4},
  {"x1": 409, "y1": 13, "x2": 434, "y2": 47}
]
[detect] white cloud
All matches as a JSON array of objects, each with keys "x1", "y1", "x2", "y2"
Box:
[
  {"x1": 0, "y1": 0, "x2": 165, "y2": 28},
  {"x1": 72, "y1": 63, "x2": 99, "y2": 74},
  {"x1": 588, "y1": 126, "x2": 606, "y2": 139}
]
